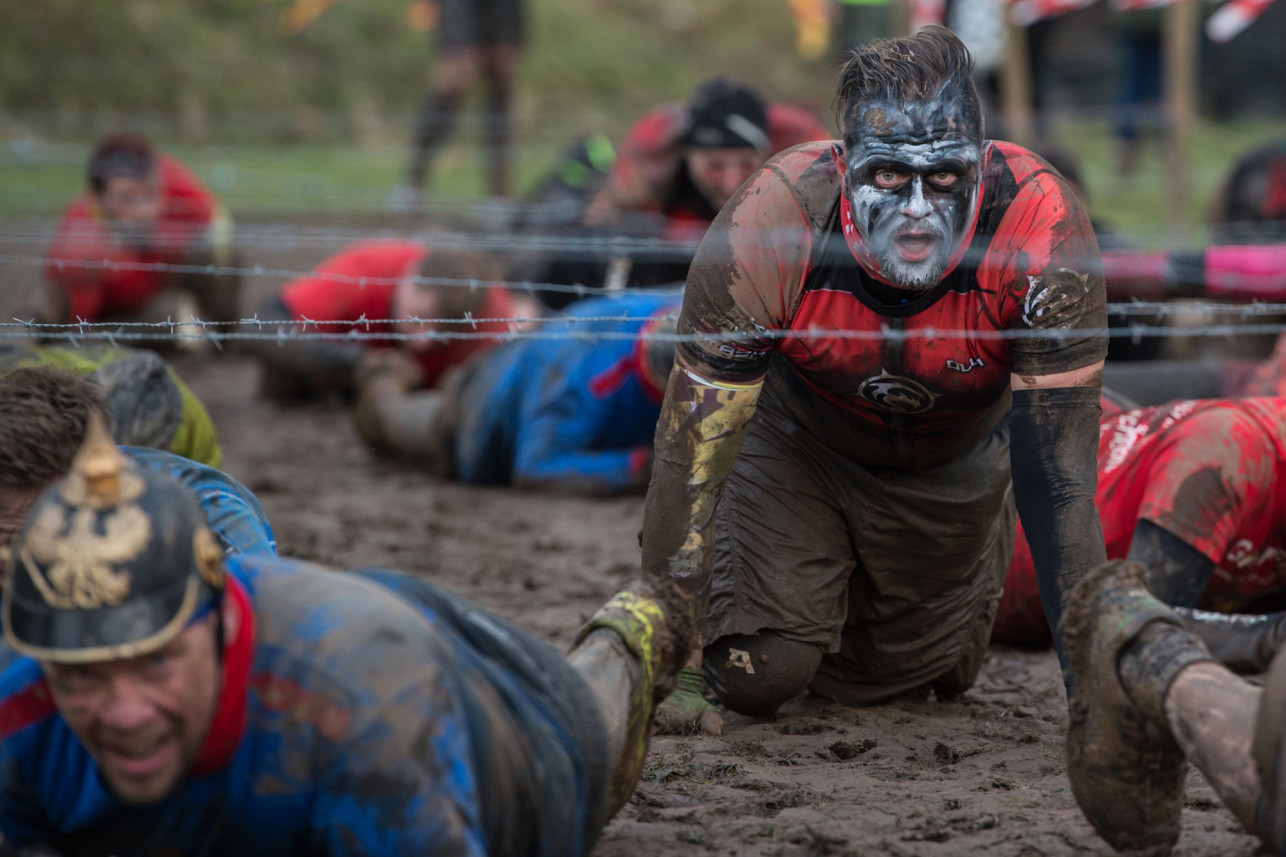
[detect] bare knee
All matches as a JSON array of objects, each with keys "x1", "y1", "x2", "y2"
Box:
[{"x1": 704, "y1": 633, "x2": 823, "y2": 718}]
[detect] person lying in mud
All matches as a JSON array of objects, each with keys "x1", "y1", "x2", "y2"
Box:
[
  {"x1": 0, "y1": 342, "x2": 221, "y2": 468},
  {"x1": 247, "y1": 239, "x2": 540, "y2": 402},
  {"x1": 571, "y1": 27, "x2": 1109, "y2": 748},
  {"x1": 353, "y1": 290, "x2": 679, "y2": 495},
  {"x1": 1063, "y1": 559, "x2": 1285, "y2": 856},
  {"x1": 0, "y1": 367, "x2": 273, "y2": 558},
  {"x1": 993, "y1": 393, "x2": 1286, "y2": 674},
  {"x1": 0, "y1": 424, "x2": 641, "y2": 855}
]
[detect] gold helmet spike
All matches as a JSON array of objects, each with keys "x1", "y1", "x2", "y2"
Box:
[{"x1": 60, "y1": 413, "x2": 143, "y2": 508}]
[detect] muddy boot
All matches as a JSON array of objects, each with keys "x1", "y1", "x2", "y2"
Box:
[
  {"x1": 1253, "y1": 646, "x2": 1286, "y2": 855},
  {"x1": 1062, "y1": 559, "x2": 1210, "y2": 856}
]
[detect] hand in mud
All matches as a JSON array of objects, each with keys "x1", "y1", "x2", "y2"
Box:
[
  {"x1": 653, "y1": 668, "x2": 723, "y2": 736},
  {"x1": 354, "y1": 349, "x2": 423, "y2": 392}
]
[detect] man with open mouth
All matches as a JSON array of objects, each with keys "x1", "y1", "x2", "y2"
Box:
[{"x1": 569, "y1": 26, "x2": 1110, "y2": 762}]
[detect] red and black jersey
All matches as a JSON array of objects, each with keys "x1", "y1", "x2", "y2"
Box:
[
  {"x1": 679, "y1": 141, "x2": 1107, "y2": 467},
  {"x1": 279, "y1": 239, "x2": 519, "y2": 389},
  {"x1": 996, "y1": 397, "x2": 1286, "y2": 643},
  {"x1": 44, "y1": 155, "x2": 225, "y2": 321}
]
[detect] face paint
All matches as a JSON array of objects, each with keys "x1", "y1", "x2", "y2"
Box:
[{"x1": 837, "y1": 95, "x2": 983, "y2": 291}]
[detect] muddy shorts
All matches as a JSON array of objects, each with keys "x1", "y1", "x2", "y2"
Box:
[
  {"x1": 436, "y1": 0, "x2": 526, "y2": 49},
  {"x1": 706, "y1": 392, "x2": 1015, "y2": 704}
]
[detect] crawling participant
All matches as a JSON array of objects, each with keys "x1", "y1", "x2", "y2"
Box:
[
  {"x1": 0, "y1": 367, "x2": 273, "y2": 558},
  {"x1": 39, "y1": 133, "x2": 240, "y2": 328},
  {"x1": 994, "y1": 395, "x2": 1286, "y2": 674},
  {"x1": 0, "y1": 419, "x2": 645, "y2": 855},
  {"x1": 247, "y1": 239, "x2": 538, "y2": 401},
  {"x1": 355, "y1": 290, "x2": 679, "y2": 495},
  {"x1": 0, "y1": 342, "x2": 220, "y2": 468}
]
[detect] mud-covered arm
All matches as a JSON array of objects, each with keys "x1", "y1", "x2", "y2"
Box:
[
  {"x1": 1127, "y1": 518, "x2": 1216, "y2": 607},
  {"x1": 1010, "y1": 367, "x2": 1108, "y2": 677},
  {"x1": 633, "y1": 167, "x2": 808, "y2": 683}
]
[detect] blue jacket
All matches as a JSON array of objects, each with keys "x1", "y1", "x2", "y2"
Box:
[
  {"x1": 0, "y1": 558, "x2": 606, "y2": 857},
  {"x1": 124, "y1": 446, "x2": 276, "y2": 558},
  {"x1": 454, "y1": 290, "x2": 680, "y2": 493}
]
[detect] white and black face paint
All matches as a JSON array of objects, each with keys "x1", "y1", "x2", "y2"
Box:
[{"x1": 839, "y1": 95, "x2": 982, "y2": 291}]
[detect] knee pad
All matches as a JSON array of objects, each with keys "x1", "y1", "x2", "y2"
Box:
[{"x1": 704, "y1": 633, "x2": 822, "y2": 718}]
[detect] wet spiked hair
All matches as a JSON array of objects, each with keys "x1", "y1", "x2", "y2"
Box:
[{"x1": 833, "y1": 26, "x2": 982, "y2": 150}]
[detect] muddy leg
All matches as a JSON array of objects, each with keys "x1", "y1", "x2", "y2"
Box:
[{"x1": 1157, "y1": 662, "x2": 1265, "y2": 838}]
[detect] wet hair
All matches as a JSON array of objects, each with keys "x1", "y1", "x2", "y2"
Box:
[
  {"x1": 0, "y1": 368, "x2": 112, "y2": 489},
  {"x1": 680, "y1": 78, "x2": 769, "y2": 151},
  {"x1": 87, "y1": 132, "x2": 157, "y2": 195},
  {"x1": 412, "y1": 248, "x2": 505, "y2": 319},
  {"x1": 833, "y1": 26, "x2": 982, "y2": 150}
]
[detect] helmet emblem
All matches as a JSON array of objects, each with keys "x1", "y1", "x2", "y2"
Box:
[{"x1": 20, "y1": 503, "x2": 150, "y2": 609}]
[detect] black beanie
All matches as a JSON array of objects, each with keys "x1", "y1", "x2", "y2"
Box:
[{"x1": 679, "y1": 79, "x2": 769, "y2": 151}]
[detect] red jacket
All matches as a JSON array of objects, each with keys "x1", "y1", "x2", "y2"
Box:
[
  {"x1": 44, "y1": 155, "x2": 223, "y2": 321},
  {"x1": 279, "y1": 239, "x2": 519, "y2": 388}
]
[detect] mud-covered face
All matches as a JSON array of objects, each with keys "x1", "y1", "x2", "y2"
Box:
[{"x1": 838, "y1": 96, "x2": 981, "y2": 290}]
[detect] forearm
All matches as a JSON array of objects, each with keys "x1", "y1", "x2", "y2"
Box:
[
  {"x1": 1010, "y1": 385, "x2": 1107, "y2": 673},
  {"x1": 1126, "y1": 518, "x2": 1216, "y2": 607},
  {"x1": 353, "y1": 380, "x2": 445, "y2": 460},
  {"x1": 638, "y1": 361, "x2": 762, "y2": 680}
]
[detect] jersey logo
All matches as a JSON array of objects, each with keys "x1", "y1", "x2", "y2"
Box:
[
  {"x1": 857, "y1": 371, "x2": 939, "y2": 414},
  {"x1": 946, "y1": 357, "x2": 985, "y2": 373},
  {"x1": 1021, "y1": 269, "x2": 1092, "y2": 329}
]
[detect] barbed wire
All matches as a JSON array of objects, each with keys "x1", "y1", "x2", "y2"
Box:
[
  {"x1": 14, "y1": 251, "x2": 1286, "y2": 307},
  {"x1": 5, "y1": 314, "x2": 1286, "y2": 346}
]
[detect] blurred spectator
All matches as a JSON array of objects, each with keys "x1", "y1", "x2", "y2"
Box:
[
  {"x1": 40, "y1": 133, "x2": 240, "y2": 330},
  {"x1": 832, "y1": 0, "x2": 896, "y2": 59},
  {"x1": 1209, "y1": 137, "x2": 1286, "y2": 244},
  {"x1": 1112, "y1": 8, "x2": 1165, "y2": 175},
  {"x1": 528, "y1": 79, "x2": 830, "y2": 309},
  {"x1": 247, "y1": 239, "x2": 539, "y2": 402},
  {"x1": 391, "y1": 0, "x2": 526, "y2": 205}
]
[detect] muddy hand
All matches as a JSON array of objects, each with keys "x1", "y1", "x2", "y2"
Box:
[{"x1": 653, "y1": 668, "x2": 723, "y2": 736}]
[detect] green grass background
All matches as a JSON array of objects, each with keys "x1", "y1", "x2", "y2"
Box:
[{"x1": 1, "y1": 0, "x2": 1283, "y2": 246}]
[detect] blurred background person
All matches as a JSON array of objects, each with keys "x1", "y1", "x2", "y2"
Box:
[
  {"x1": 247, "y1": 238, "x2": 538, "y2": 402},
  {"x1": 390, "y1": 0, "x2": 527, "y2": 207},
  {"x1": 39, "y1": 133, "x2": 240, "y2": 332}
]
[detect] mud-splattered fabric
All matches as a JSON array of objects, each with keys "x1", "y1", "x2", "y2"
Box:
[
  {"x1": 0, "y1": 344, "x2": 220, "y2": 468},
  {"x1": 447, "y1": 291, "x2": 678, "y2": 494},
  {"x1": 123, "y1": 446, "x2": 276, "y2": 558},
  {"x1": 42, "y1": 155, "x2": 232, "y2": 323},
  {"x1": 705, "y1": 376, "x2": 1014, "y2": 703},
  {"x1": 996, "y1": 397, "x2": 1286, "y2": 643},
  {"x1": 0, "y1": 556, "x2": 606, "y2": 857}
]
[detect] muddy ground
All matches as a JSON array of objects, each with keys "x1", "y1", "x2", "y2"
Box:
[{"x1": 0, "y1": 218, "x2": 1267, "y2": 856}]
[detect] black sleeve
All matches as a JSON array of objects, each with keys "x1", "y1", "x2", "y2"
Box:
[
  {"x1": 1010, "y1": 385, "x2": 1107, "y2": 679},
  {"x1": 1126, "y1": 519, "x2": 1215, "y2": 608}
]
